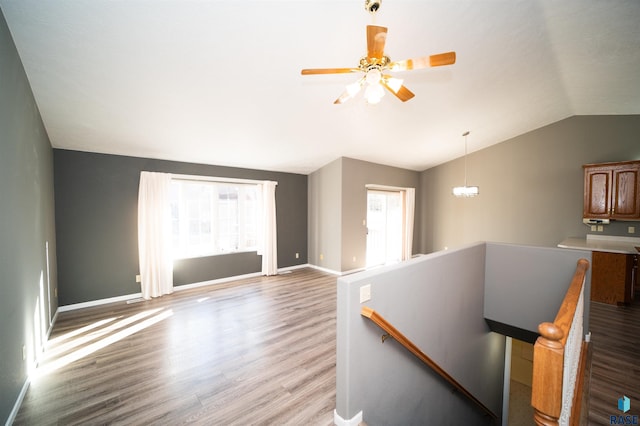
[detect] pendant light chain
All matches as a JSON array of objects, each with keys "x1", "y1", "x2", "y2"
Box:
[
  {"x1": 452, "y1": 131, "x2": 478, "y2": 197},
  {"x1": 463, "y1": 131, "x2": 470, "y2": 187}
]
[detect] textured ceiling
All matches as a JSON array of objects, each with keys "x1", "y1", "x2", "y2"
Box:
[{"x1": 2, "y1": 0, "x2": 639, "y2": 174}]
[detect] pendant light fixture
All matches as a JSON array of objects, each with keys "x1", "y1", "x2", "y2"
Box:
[{"x1": 452, "y1": 131, "x2": 479, "y2": 197}]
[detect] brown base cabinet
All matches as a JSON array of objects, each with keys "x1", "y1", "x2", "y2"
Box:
[{"x1": 590, "y1": 251, "x2": 637, "y2": 305}]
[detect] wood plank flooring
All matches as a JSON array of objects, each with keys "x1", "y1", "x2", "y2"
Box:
[
  {"x1": 587, "y1": 299, "x2": 640, "y2": 425},
  {"x1": 14, "y1": 268, "x2": 338, "y2": 426},
  {"x1": 16, "y1": 267, "x2": 638, "y2": 425}
]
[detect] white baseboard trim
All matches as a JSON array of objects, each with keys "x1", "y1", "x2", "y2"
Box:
[
  {"x1": 46, "y1": 309, "x2": 59, "y2": 341},
  {"x1": 58, "y1": 292, "x2": 143, "y2": 312},
  {"x1": 5, "y1": 378, "x2": 31, "y2": 426},
  {"x1": 58, "y1": 264, "x2": 315, "y2": 311},
  {"x1": 307, "y1": 264, "x2": 342, "y2": 276},
  {"x1": 277, "y1": 263, "x2": 311, "y2": 273},
  {"x1": 173, "y1": 271, "x2": 263, "y2": 292},
  {"x1": 339, "y1": 266, "x2": 366, "y2": 276},
  {"x1": 333, "y1": 409, "x2": 363, "y2": 426},
  {"x1": 307, "y1": 263, "x2": 387, "y2": 277},
  {"x1": 174, "y1": 264, "x2": 311, "y2": 291},
  {"x1": 8, "y1": 299, "x2": 62, "y2": 425}
]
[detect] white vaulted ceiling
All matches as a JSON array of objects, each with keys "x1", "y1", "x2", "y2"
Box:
[{"x1": 1, "y1": 1, "x2": 639, "y2": 174}]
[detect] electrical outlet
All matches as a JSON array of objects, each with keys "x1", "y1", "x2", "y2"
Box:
[
  {"x1": 295, "y1": 252, "x2": 299, "y2": 259},
  {"x1": 629, "y1": 226, "x2": 636, "y2": 234},
  {"x1": 135, "y1": 274, "x2": 141, "y2": 283},
  {"x1": 591, "y1": 225, "x2": 597, "y2": 232},
  {"x1": 22, "y1": 345, "x2": 26, "y2": 361},
  {"x1": 320, "y1": 253, "x2": 324, "y2": 261},
  {"x1": 54, "y1": 287, "x2": 57, "y2": 297},
  {"x1": 352, "y1": 256, "x2": 357, "y2": 262},
  {"x1": 597, "y1": 225, "x2": 604, "y2": 232},
  {"x1": 360, "y1": 284, "x2": 371, "y2": 303}
]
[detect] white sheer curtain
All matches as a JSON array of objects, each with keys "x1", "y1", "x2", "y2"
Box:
[
  {"x1": 258, "y1": 181, "x2": 278, "y2": 276},
  {"x1": 402, "y1": 187, "x2": 415, "y2": 261},
  {"x1": 137, "y1": 171, "x2": 174, "y2": 299}
]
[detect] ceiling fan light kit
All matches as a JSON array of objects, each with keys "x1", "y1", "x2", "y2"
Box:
[
  {"x1": 365, "y1": 0, "x2": 381, "y2": 14},
  {"x1": 301, "y1": 1, "x2": 456, "y2": 105}
]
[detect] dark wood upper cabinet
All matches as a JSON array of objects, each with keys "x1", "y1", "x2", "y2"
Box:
[{"x1": 583, "y1": 160, "x2": 640, "y2": 220}]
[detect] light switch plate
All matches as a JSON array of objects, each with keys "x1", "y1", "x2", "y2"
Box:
[{"x1": 360, "y1": 284, "x2": 371, "y2": 303}]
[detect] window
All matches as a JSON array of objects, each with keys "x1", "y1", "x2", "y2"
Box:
[{"x1": 169, "y1": 179, "x2": 259, "y2": 259}]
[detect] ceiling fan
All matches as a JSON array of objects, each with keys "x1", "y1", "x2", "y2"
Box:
[{"x1": 301, "y1": 4, "x2": 456, "y2": 105}]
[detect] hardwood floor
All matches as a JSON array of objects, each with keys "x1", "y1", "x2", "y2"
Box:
[
  {"x1": 16, "y1": 267, "x2": 637, "y2": 425},
  {"x1": 14, "y1": 268, "x2": 338, "y2": 426},
  {"x1": 587, "y1": 299, "x2": 640, "y2": 425}
]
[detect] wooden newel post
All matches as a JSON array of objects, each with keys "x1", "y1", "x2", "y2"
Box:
[{"x1": 531, "y1": 322, "x2": 565, "y2": 426}]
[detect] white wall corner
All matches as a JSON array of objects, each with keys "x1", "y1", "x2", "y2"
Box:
[{"x1": 333, "y1": 409, "x2": 363, "y2": 426}]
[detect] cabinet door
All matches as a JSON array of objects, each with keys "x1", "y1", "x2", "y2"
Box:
[
  {"x1": 591, "y1": 251, "x2": 630, "y2": 304},
  {"x1": 611, "y1": 164, "x2": 640, "y2": 219},
  {"x1": 583, "y1": 167, "x2": 612, "y2": 218}
]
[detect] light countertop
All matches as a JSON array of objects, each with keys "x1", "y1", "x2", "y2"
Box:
[{"x1": 558, "y1": 235, "x2": 640, "y2": 254}]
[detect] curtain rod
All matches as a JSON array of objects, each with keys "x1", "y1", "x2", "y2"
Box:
[
  {"x1": 365, "y1": 184, "x2": 413, "y2": 192},
  {"x1": 167, "y1": 173, "x2": 277, "y2": 186}
]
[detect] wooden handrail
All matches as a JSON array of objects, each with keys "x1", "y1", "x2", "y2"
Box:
[
  {"x1": 552, "y1": 258, "x2": 590, "y2": 345},
  {"x1": 531, "y1": 258, "x2": 590, "y2": 426},
  {"x1": 361, "y1": 306, "x2": 498, "y2": 421}
]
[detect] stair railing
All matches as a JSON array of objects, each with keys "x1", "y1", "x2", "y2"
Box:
[
  {"x1": 361, "y1": 306, "x2": 498, "y2": 422},
  {"x1": 531, "y1": 258, "x2": 590, "y2": 426}
]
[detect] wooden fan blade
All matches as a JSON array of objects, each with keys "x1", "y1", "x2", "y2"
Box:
[
  {"x1": 382, "y1": 78, "x2": 415, "y2": 102},
  {"x1": 391, "y1": 85, "x2": 415, "y2": 102},
  {"x1": 389, "y1": 57, "x2": 427, "y2": 71},
  {"x1": 334, "y1": 79, "x2": 365, "y2": 104},
  {"x1": 301, "y1": 68, "x2": 360, "y2": 75},
  {"x1": 429, "y1": 51, "x2": 456, "y2": 67},
  {"x1": 389, "y1": 51, "x2": 456, "y2": 71},
  {"x1": 367, "y1": 25, "x2": 388, "y2": 60}
]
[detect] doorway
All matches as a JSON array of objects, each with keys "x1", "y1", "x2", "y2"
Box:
[{"x1": 366, "y1": 189, "x2": 403, "y2": 267}]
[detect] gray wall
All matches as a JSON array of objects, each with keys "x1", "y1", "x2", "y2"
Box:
[
  {"x1": 420, "y1": 115, "x2": 640, "y2": 254},
  {"x1": 0, "y1": 9, "x2": 58, "y2": 423},
  {"x1": 308, "y1": 157, "x2": 420, "y2": 273},
  {"x1": 54, "y1": 149, "x2": 307, "y2": 305},
  {"x1": 341, "y1": 157, "x2": 421, "y2": 271},
  {"x1": 484, "y1": 243, "x2": 592, "y2": 340},
  {"x1": 336, "y1": 241, "x2": 591, "y2": 424},
  {"x1": 308, "y1": 158, "x2": 342, "y2": 271},
  {"x1": 337, "y1": 243, "x2": 505, "y2": 424}
]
